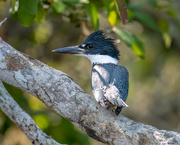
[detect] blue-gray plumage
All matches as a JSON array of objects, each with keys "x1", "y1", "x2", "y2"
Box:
[
  {"x1": 53, "y1": 30, "x2": 129, "y2": 115},
  {"x1": 92, "y1": 63, "x2": 128, "y2": 115}
]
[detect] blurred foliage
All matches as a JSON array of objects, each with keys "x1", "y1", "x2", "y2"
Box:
[
  {"x1": 0, "y1": 0, "x2": 180, "y2": 145},
  {"x1": 8, "y1": 0, "x2": 179, "y2": 58},
  {"x1": 113, "y1": 26, "x2": 144, "y2": 58}
]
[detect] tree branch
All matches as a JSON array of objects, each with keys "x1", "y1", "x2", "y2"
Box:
[
  {"x1": 0, "y1": 37, "x2": 179, "y2": 144},
  {"x1": 0, "y1": 81, "x2": 64, "y2": 145}
]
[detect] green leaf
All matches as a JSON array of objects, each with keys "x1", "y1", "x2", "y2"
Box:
[
  {"x1": 134, "y1": 11, "x2": 160, "y2": 32},
  {"x1": 33, "y1": 114, "x2": 50, "y2": 130},
  {"x1": 127, "y1": 10, "x2": 134, "y2": 18},
  {"x1": 108, "y1": 10, "x2": 118, "y2": 26},
  {"x1": 166, "y1": 10, "x2": 178, "y2": 18},
  {"x1": 158, "y1": 19, "x2": 172, "y2": 48},
  {"x1": 86, "y1": 3, "x2": 99, "y2": 30},
  {"x1": 158, "y1": 18, "x2": 168, "y2": 33},
  {"x1": 162, "y1": 32, "x2": 172, "y2": 48},
  {"x1": 17, "y1": 0, "x2": 38, "y2": 27},
  {"x1": 103, "y1": 0, "x2": 118, "y2": 26},
  {"x1": 132, "y1": 36, "x2": 144, "y2": 58},
  {"x1": 35, "y1": 2, "x2": 47, "y2": 23},
  {"x1": 114, "y1": 0, "x2": 128, "y2": 25},
  {"x1": 113, "y1": 27, "x2": 145, "y2": 58},
  {"x1": 11, "y1": 0, "x2": 16, "y2": 14},
  {"x1": 51, "y1": 0, "x2": 66, "y2": 14},
  {"x1": 127, "y1": 10, "x2": 134, "y2": 22}
]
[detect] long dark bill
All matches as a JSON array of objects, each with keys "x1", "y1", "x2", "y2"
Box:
[{"x1": 52, "y1": 46, "x2": 85, "y2": 54}]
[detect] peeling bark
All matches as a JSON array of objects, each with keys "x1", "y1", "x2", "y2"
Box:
[{"x1": 0, "y1": 37, "x2": 180, "y2": 144}]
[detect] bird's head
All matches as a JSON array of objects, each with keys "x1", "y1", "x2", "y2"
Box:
[{"x1": 53, "y1": 30, "x2": 120, "y2": 64}]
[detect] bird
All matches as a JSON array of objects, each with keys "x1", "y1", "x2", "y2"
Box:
[{"x1": 53, "y1": 30, "x2": 129, "y2": 115}]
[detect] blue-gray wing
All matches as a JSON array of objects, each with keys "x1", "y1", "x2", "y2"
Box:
[{"x1": 104, "y1": 65, "x2": 129, "y2": 107}]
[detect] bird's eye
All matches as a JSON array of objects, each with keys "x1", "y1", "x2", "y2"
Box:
[{"x1": 86, "y1": 44, "x2": 93, "y2": 49}]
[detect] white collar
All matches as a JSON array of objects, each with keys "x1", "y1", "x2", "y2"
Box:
[{"x1": 76, "y1": 54, "x2": 118, "y2": 64}]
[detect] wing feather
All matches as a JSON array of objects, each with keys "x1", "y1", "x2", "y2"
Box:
[
  {"x1": 103, "y1": 65, "x2": 129, "y2": 107},
  {"x1": 91, "y1": 64, "x2": 129, "y2": 109}
]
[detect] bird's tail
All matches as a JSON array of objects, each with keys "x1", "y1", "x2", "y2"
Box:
[
  {"x1": 112, "y1": 100, "x2": 128, "y2": 115},
  {"x1": 115, "y1": 106, "x2": 122, "y2": 115},
  {"x1": 119, "y1": 99, "x2": 128, "y2": 107}
]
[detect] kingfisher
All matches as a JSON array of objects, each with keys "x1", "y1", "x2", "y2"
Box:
[{"x1": 53, "y1": 31, "x2": 129, "y2": 115}]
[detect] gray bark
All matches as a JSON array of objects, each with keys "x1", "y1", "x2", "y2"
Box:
[
  {"x1": 0, "y1": 81, "x2": 64, "y2": 145},
  {"x1": 0, "y1": 19, "x2": 179, "y2": 145}
]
